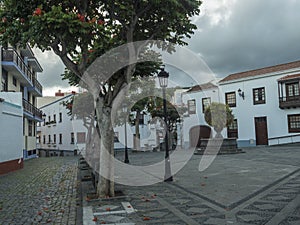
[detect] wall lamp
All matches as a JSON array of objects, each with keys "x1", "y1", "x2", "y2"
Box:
[{"x1": 238, "y1": 89, "x2": 245, "y2": 100}]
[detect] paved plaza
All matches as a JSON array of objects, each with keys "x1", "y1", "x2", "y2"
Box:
[
  {"x1": 0, "y1": 145, "x2": 300, "y2": 224},
  {"x1": 0, "y1": 157, "x2": 79, "y2": 225},
  {"x1": 82, "y1": 145, "x2": 300, "y2": 225}
]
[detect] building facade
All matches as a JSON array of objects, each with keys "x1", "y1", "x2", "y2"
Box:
[
  {"x1": 180, "y1": 60, "x2": 300, "y2": 148},
  {"x1": 37, "y1": 93, "x2": 83, "y2": 157},
  {"x1": 0, "y1": 44, "x2": 43, "y2": 173}
]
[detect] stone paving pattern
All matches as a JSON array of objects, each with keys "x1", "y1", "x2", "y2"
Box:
[
  {"x1": 0, "y1": 157, "x2": 79, "y2": 225},
  {"x1": 83, "y1": 145, "x2": 300, "y2": 224}
]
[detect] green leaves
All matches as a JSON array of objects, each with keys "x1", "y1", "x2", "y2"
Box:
[{"x1": 204, "y1": 102, "x2": 235, "y2": 136}]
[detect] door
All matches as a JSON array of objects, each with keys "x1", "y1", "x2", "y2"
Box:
[
  {"x1": 254, "y1": 117, "x2": 268, "y2": 145},
  {"x1": 189, "y1": 125, "x2": 212, "y2": 148}
]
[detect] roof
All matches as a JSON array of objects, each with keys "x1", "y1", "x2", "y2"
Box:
[
  {"x1": 186, "y1": 82, "x2": 218, "y2": 93},
  {"x1": 219, "y1": 60, "x2": 300, "y2": 83},
  {"x1": 278, "y1": 73, "x2": 300, "y2": 82},
  {"x1": 39, "y1": 94, "x2": 73, "y2": 109}
]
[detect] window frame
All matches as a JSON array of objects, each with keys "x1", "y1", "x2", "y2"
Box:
[
  {"x1": 59, "y1": 112, "x2": 62, "y2": 123},
  {"x1": 225, "y1": 92, "x2": 236, "y2": 107},
  {"x1": 288, "y1": 114, "x2": 300, "y2": 133},
  {"x1": 202, "y1": 97, "x2": 211, "y2": 113},
  {"x1": 59, "y1": 133, "x2": 62, "y2": 144},
  {"x1": 227, "y1": 119, "x2": 238, "y2": 138},
  {"x1": 253, "y1": 87, "x2": 266, "y2": 105},
  {"x1": 12, "y1": 76, "x2": 17, "y2": 86},
  {"x1": 71, "y1": 132, "x2": 75, "y2": 144},
  {"x1": 188, "y1": 99, "x2": 196, "y2": 114},
  {"x1": 77, "y1": 132, "x2": 86, "y2": 144},
  {"x1": 286, "y1": 82, "x2": 300, "y2": 98}
]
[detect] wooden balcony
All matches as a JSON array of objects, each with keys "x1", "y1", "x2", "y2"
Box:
[
  {"x1": 22, "y1": 98, "x2": 43, "y2": 121},
  {"x1": 279, "y1": 95, "x2": 300, "y2": 109},
  {"x1": 1, "y1": 48, "x2": 43, "y2": 96}
]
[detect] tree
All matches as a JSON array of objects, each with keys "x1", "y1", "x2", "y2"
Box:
[
  {"x1": 204, "y1": 102, "x2": 234, "y2": 138},
  {"x1": 0, "y1": 0, "x2": 202, "y2": 197},
  {"x1": 62, "y1": 93, "x2": 99, "y2": 168}
]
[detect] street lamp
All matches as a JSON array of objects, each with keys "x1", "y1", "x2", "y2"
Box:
[
  {"x1": 122, "y1": 103, "x2": 129, "y2": 164},
  {"x1": 158, "y1": 67, "x2": 173, "y2": 182}
]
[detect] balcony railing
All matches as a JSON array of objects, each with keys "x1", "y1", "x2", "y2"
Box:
[
  {"x1": 1, "y1": 48, "x2": 43, "y2": 94},
  {"x1": 23, "y1": 98, "x2": 43, "y2": 120},
  {"x1": 279, "y1": 95, "x2": 300, "y2": 109}
]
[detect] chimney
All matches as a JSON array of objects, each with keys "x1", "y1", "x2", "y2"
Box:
[{"x1": 55, "y1": 90, "x2": 64, "y2": 96}]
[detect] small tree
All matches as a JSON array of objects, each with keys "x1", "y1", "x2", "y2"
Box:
[{"x1": 204, "y1": 102, "x2": 234, "y2": 138}]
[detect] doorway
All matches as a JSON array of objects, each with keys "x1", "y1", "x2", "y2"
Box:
[{"x1": 254, "y1": 117, "x2": 268, "y2": 145}]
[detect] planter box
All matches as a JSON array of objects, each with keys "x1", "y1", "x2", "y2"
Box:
[{"x1": 194, "y1": 138, "x2": 244, "y2": 155}]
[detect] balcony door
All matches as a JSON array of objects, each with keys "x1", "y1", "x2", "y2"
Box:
[
  {"x1": 286, "y1": 82, "x2": 300, "y2": 99},
  {"x1": 1, "y1": 69, "x2": 8, "y2": 91},
  {"x1": 255, "y1": 117, "x2": 268, "y2": 145}
]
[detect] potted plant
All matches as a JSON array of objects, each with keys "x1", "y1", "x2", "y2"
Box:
[
  {"x1": 195, "y1": 102, "x2": 241, "y2": 154},
  {"x1": 204, "y1": 102, "x2": 234, "y2": 138}
]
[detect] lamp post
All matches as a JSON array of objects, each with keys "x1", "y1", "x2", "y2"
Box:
[
  {"x1": 158, "y1": 67, "x2": 173, "y2": 182},
  {"x1": 122, "y1": 104, "x2": 129, "y2": 164}
]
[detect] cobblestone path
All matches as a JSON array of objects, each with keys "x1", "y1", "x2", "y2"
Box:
[{"x1": 0, "y1": 157, "x2": 79, "y2": 225}]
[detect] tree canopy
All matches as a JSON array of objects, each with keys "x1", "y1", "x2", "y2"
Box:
[{"x1": 0, "y1": 0, "x2": 202, "y2": 197}]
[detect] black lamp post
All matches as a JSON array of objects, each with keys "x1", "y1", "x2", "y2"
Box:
[
  {"x1": 158, "y1": 67, "x2": 173, "y2": 182},
  {"x1": 122, "y1": 104, "x2": 129, "y2": 164}
]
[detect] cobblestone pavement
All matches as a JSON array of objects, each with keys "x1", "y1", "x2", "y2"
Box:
[
  {"x1": 81, "y1": 145, "x2": 300, "y2": 225},
  {"x1": 0, "y1": 157, "x2": 79, "y2": 225}
]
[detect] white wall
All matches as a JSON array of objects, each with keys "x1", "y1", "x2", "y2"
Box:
[
  {"x1": 0, "y1": 93, "x2": 23, "y2": 163},
  {"x1": 181, "y1": 86, "x2": 223, "y2": 148},
  {"x1": 220, "y1": 70, "x2": 300, "y2": 147}
]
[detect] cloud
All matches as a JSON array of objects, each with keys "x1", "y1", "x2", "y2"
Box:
[
  {"x1": 33, "y1": 0, "x2": 300, "y2": 93},
  {"x1": 188, "y1": 0, "x2": 300, "y2": 77},
  {"x1": 32, "y1": 48, "x2": 70, "y2": 95}
]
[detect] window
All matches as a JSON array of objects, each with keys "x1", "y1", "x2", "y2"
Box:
[
  {"x1": 33, "y1": 121, "x2": 36, "y2": 136},
  {"x1": 225, "y1": 92, "x2": 236, "y2": 107},
  {"x1": 48, "y1": 135, "x2": 51, "y2": 144},
  {"x1": 227, "y1": 119, "x2": 238, "y2": 138},
  {"x1": 28, "y1": 120, "x2": 33, "y2": 136},
  {"x1": 71, "y1": 132, "x2": 74, "y2": 144},
  {"x1": 286, "y1": 82, "x2": 300, "y2": 97},
  {"x1": 1, "y1": 70, "x2": 8, "y2": 91},
  {"x1": 43, "y1": 135, "x2": 46, "y2": 144},
  {"x1": 288, "y1": 114, "x2": 300, "y2": 133},
  {"x1": 139, "y1": 113, "x2": 144, "y2": 125},
  {"x1": 43, "y1": 118, "x2": 45, "y2": 126},
  {"x1": 12, "y1": 76, "x2": 17, "y2": 86},
  {"x1": 20, "y1": 85, "x2": 24, "y2": 98},
  {"x1": 53, "y1": 134, "x2": 56, "y2": 143},
  {"x1": 77, "y1": 132, "x2": 86, "y2": 144},
  {"x1": 59, "y1": 113, "x2": 62, "y2": 123},
  {"x1": 114, "y1": 132, "x2": 119, "y2": 142},
  {"x1": 188, "y1": 99, "x2": 196, "y2": 114},
  {"x1": 37, "y1": 136, "x2": 41, "y2": 144},
  {"x1": 48, "y1": 116, "x2": 51, "y2": 122},
  {"x1": 59, "y1": 134, "x2": 62, "y2": 144},
  {"x1": 253, "y1": 87, "x2": 265, "y2": 105},
  {"x1": 202, "y1": 97, "x2": 211, "y2": 113},
  {"x1": 53, "y1": 114, "x2": 56, "y2": 122}
]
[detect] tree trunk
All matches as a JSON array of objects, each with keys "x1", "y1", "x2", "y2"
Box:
[
  {"x1": 135, "y1": 110, "x2": 141, "y2": 151},
  {"x1": 95, "y1": 102, "x2": 115, "y2": 197}
]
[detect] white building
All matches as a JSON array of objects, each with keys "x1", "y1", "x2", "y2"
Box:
[
  {"x1": 37, "y1": 92, "x2": 85, "y2": 156},
  {"x1": 219, "y1": 60, "x2": 300, "y2": 147},
  {"x1": 180, "y1": 60, "x2": 300, "y2": 148},
  {"x1": 0, "y1": 93, "x2": 23, "y2": 174},
  {"x1": 1, "y1": 45, "x2": 43, "y2": 174},
  {"x1": 181, "y1": 82, "x2": 222, "y2": 149}
]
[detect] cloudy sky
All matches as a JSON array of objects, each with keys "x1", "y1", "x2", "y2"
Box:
[{"x1": 33, "y1": 0, "x2": 300, "y2": 96}]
